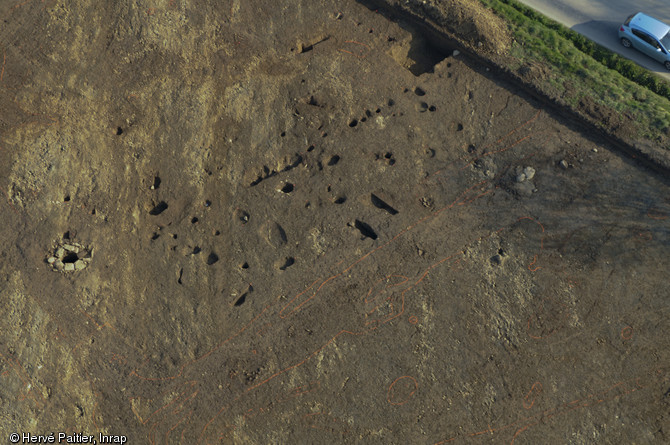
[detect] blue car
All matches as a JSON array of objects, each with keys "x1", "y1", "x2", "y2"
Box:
[{"x1": 619, "y1": 12, "x2": 670, "y2": 70}]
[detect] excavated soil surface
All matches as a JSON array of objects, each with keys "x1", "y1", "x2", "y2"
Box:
[{"x1": 1, "y1": 0, "x2": 670, "y2": 444}]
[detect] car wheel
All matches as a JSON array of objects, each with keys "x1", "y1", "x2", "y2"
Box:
[
  {"x1": 621, "y1": 38, "x2": 632, "y2": 48},
  {"x1": 665, "y1": 61, "x2": 670, "y2": 71}
]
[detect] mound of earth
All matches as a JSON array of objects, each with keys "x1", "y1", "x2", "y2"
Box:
[{"x1": 368, "y1": 0, "x2": 512, "y2": 54}]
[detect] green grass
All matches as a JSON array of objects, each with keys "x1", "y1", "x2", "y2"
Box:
[{"x1": 479, "y1": 0, "x2": 670, "y2": 141}]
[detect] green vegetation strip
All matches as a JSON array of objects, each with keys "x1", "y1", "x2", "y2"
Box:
[{"x1": 480, "y1": 0, "x2": 670, "y2": 140}]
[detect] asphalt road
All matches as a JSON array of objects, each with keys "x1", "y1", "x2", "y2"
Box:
[{"x1": 517, "y1": 0, "x2": 670, "y2": 80}]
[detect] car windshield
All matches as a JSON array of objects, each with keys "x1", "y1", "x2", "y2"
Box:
[
  {"x1": 624, "y1": 13, "x2": 637, "y2": 26},
  {"x1": 662, "y1": 31, "x2": 670, "y2": 50}
]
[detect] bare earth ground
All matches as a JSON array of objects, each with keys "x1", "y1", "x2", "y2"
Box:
[{"x1": 1, "y1": 0, "x2": 670, "y2": 444}]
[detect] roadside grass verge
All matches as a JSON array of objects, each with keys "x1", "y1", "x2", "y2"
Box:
[{"x1": 479, "y1": 0, "x2": 670, "y2": 141}]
